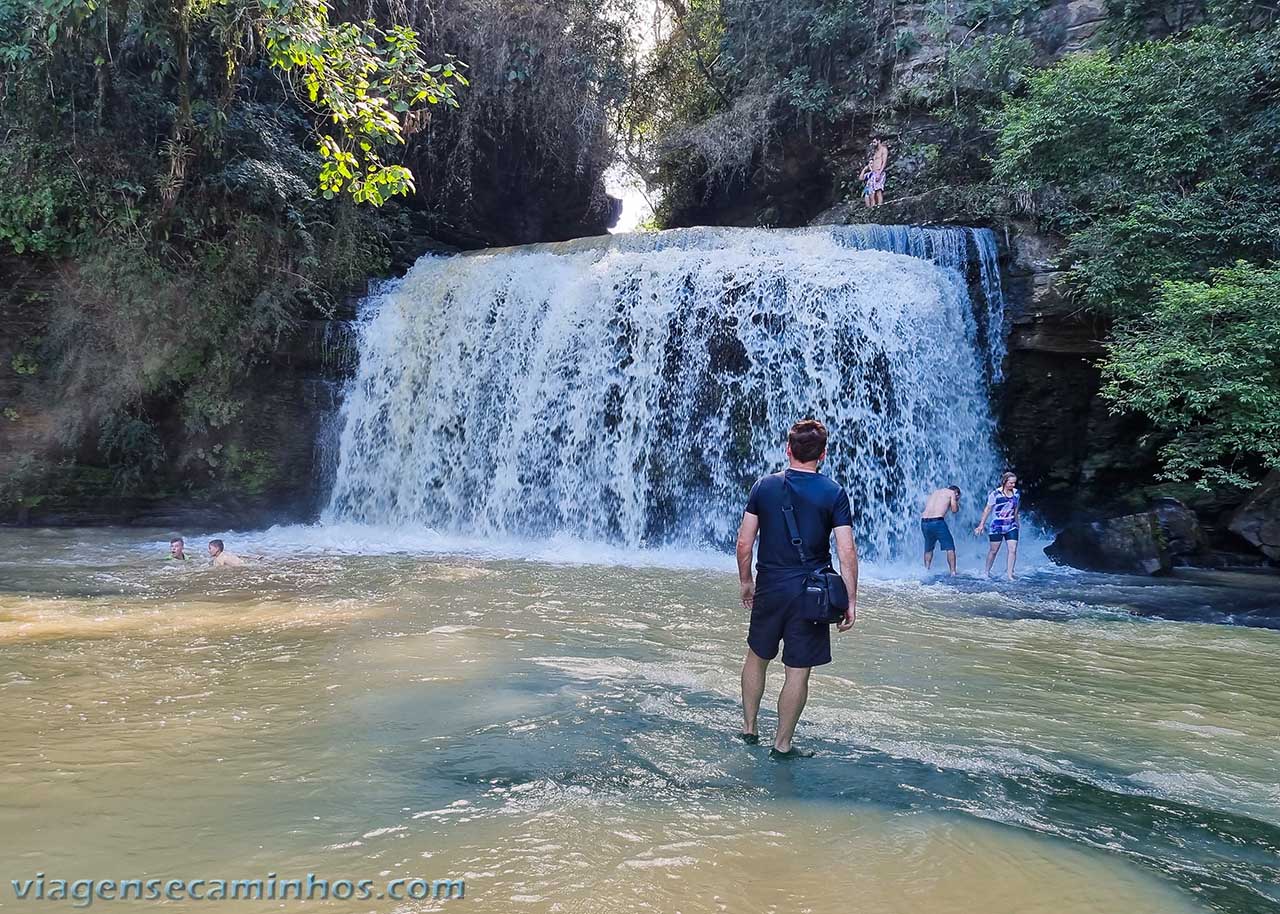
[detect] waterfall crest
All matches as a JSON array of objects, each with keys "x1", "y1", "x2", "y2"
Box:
[{"x1": 323, "y1": 226, "x2": 1006, "y2": 560}]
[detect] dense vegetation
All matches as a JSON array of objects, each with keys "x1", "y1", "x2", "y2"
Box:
[
  {"x1": 0, "y1": 0, "x2": 468, "y2": 507},
  {"x1": 993, "y1": 28, "x2": 1280, "y2": 489},
  {"x1": 634, "y1": 1, "x2": 1280, "y2": 494},
  {"x1": 3, "y1": 0, "x2": 1277, "y2": 519},
  {"x1": 1101, "y1": 263, "x2": 1280, "y2": 490},
  {"x1": 0, "y1": 0, "x2": 632, "y2": 514},
  {"x1": 406, "y1": 0, "x2": 634, "y2": 246},
  {"x1": 993, "y1": 29, "x2": 1280, "y2": 316},
  {"x1": 626, "y1": 0, "x2": 1051, "y2": 226}
]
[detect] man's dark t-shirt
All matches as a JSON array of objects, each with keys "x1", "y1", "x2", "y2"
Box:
[{"x1": 745, "y1": 468, "x2": 854, "y2": 591}]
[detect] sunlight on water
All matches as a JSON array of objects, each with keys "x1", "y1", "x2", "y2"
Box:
[{"x1": 2, "y1": 529, "x2": 1277, "y2": 913}]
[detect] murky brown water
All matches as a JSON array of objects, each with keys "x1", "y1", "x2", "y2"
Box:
[{"x1": 1, "y1": 528, "x2": 1277, "y2": 912}]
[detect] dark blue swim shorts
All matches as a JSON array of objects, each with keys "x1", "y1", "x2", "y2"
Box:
[
  {"x1": 921, "y1": 517, "x2": 955, "y2": 553},
  {"x1": 747, "y1": 578, "x2": 832, "y2": 669},
  {"x1": 988, "y1": 528, "x2": 1020, "y2": 543}
]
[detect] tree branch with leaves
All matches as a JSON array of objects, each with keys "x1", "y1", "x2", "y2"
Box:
[{"x1": 257, "y1": 0, "x2": 468, "y2": 204}]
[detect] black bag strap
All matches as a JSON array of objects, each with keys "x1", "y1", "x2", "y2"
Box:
[{"x1": 778, "y1": 472, "x2": 815, "y2": 565}]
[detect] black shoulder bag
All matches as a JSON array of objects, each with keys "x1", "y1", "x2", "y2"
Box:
[{"x1": 779, "y1": 474, "x2": 849, "y2": 625}]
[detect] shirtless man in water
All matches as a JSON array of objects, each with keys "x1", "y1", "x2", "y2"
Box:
[
  {"x1": 208, "y1": 539, "x2": 245, "y2": 567},
  {"x1": 920, "y1": 486, "x2": 960, "y2": 575}
]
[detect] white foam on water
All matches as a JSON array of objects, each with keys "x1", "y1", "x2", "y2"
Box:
[
  {"x1": 192, "y1": 523, "x2": 737, "y2": 572},
  {"x1": 152, "y1": 520, "x2": 1060, "y2": 581},
  {"x1": 321, "y1": 225, "x2": 1011, "y2": 563}
]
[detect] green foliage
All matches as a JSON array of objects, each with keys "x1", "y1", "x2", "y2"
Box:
[
  {"x1": 894, "y1": 30, "x2": 921, "y2": 54},
  {"x1": 993, "y1": 27, "x2": 1280, "y2": 314},
  {"x1": 1101, "y1": 0, "x2": 1276, "y2": 46},
  {"x1": 629, "y1": 0, "x2": 880, "y2": 208},
  {"x1": 98, "y1": 412, "x2": 167, "y2": 493},
  {"x1": 956, "y1": 0, "x2": 1047, "y2": 24},
  {"x1": 47, "y1": 203, "x2": 383, "y2": 439},
  {"x1": 193, "y1": 443, "x2": 276, "y2": 495},
  {"x1": 2, "y1": 0, "x2": 466, "y2": 211},
  {"x1": 778, "y1": 65, "x2": 836, "y2": 116},
  {"x1": 409, "y1": 0, "x2": 633, "y2": 233},
  {"x1": 945, "y1": 30, "x2": 1035, "y2": 98},
  {"x1": 0, "y1": 0, "x2": 445, "y2": 504},
  {"x1": 634, "y1": 0, "x2": 1050, "y2": 224},
  {"x1": 994, "y1": 27, "x2": 1280, "y2": 490},
  {"x1": 0, "y1": 133, "x2": 86, "y2": 254},
  {"x1": 260, "y1": 4, "x2": 467, "y2": 203},
  {"x1": 0, "y1": 455, "x2": 52, "y2": 510},
  {"x1": 1100, "y1": 262, "x2": 1280, "y2": 487}
]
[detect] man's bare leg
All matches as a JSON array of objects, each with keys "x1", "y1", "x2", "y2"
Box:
[
  {"x1": 741, "y1": 649, "x2": 769, "y2": 739},
  {"x1": 773, "y1": 665, "x2": 811, "y2": 753},
  {"x1": 1006, "y1": 541, "x2": 1019, "y2": 580},
  {"x1": 924, "y1": 549, "x2": 934, "y2": 570},
  {"x1": 945, "y1": 549, "x2": 957, "y2": 575},
  {"x1": 985, "y1": 542, "x2": 1000, "y2": 576}
]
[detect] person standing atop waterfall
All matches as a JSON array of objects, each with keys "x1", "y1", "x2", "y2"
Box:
[
  {"x1": 975, "y1": 472, "x2": 1021, "y2": 580},
  {"x1": 736, "y1": 419, "x2": 859, "y2": 759},
  {"x1": 920, "y1": 486, "x2": 961, "y2": 575},
  {"x1": 859, "y1": 137, "x2": 890, "y2": 209}
]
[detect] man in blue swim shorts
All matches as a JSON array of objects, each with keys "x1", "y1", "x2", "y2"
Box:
[{"x1": 920, "y1": 485, "x2": 960, "y2": 575}]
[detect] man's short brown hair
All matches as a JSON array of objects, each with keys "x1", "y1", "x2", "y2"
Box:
[{"x1": 788, "y1": 419, "x2": 829, "y2": 463}]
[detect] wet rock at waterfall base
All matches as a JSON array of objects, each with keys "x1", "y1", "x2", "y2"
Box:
[
  {"x1": 1229, "y1": 471, "x2": 1280, "y2": 562},
  {"x1": 1046, "y1": 513, "x2": 1172, "y2": 575},
  {"x1": 1150, "y1": 498, "x2": 1213, "y2": 565}
]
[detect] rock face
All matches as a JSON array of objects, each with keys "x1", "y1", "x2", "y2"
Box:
[
  {"x1": 1230, "y1": 472, "x2": 1280, "y2": 561},
  {"x1": 1151, "y1": 497, "x2": 1212, "y2": 563},
  {"x1": 1046, "y1": 512, "x2": 1172, "y2": 575},
  {"x1": 975, "y1": 224, "x2": 1165, "y2": 528},
  {"x1": 0, "y1": 277, "x2": 356, "y2": 528}
]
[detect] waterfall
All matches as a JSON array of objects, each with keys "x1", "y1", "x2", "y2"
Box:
[{"x1": 323, "y1": 226, "x2": 1007, "y2": 561}]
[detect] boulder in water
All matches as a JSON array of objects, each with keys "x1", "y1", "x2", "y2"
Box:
[
  {"x1": 1229, "y1": 471, "x2": 1280, "y2": 562},
  {"x1": 1046, "y1": 513, "x2": 1172, "y2": 575},
  {"x1": 1151, "y1": 497, "x2": 1212, "y2": 564}
]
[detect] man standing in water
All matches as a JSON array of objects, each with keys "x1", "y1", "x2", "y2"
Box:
[
  {"x1": 736, "y1": 419, "x2": 858, "y2": 759},
  {"x1": 920, "y1": 486, "x2": 961, "y2": 575}
]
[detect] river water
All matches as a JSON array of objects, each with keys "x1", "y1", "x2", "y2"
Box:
[{"x1": 2, "y1": 527, "x2": 1277, "y2": 913}]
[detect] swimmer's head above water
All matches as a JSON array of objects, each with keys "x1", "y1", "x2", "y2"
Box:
[{"x1": 207, "y1": 539, "x2": 245, "y2": 567}]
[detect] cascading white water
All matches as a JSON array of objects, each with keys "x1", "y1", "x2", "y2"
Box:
[{"x1": 323, "y1": 226, "x2": 1007, "y2": 560}]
